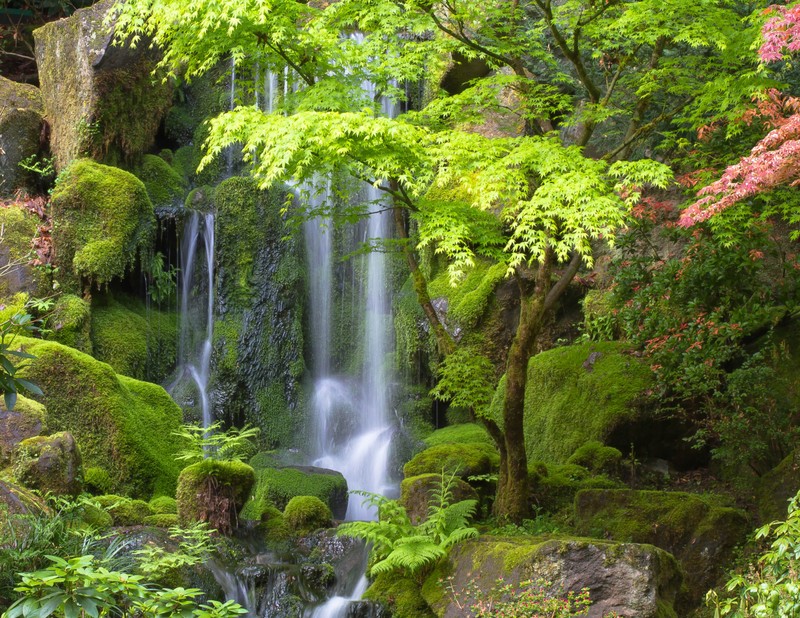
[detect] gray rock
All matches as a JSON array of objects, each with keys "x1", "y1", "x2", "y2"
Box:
[
  {"x1": 424, "y1": 535, "x2": 682, "y2": 618},
  {"x1": 13, "y1": 431, "x2": 83, "y2": 496},
  {"x1": 33, "y1": 0, "x2": 172, "y2": 169},
  {"x1": 0, "y1": 77, "x2": 43, "y2": 195}
]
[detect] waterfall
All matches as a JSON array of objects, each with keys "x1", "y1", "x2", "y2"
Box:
[{"x1": 171, "y1": 211, "x2": 216, "y2": 429}]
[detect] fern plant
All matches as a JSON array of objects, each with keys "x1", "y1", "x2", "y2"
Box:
[
  {"x1": 337, "y1": 472, "x2": 478, "y2": 582},
  {"x1": 172, "y1": 422, "x2": 260, "y2": 463}
]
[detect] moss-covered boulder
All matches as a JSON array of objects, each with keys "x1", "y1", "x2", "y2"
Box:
[
  {"x1": 364, "y1": 573, "x2": 436, "y2": 618},
  {"x1": 48, "y1": 294, "x2": 92, "y2": 352},
  {"x1": 0, "y1": 479, "x2": 43, "y2": 517},
  {"x1": 143, "y1": 513, "x2": 180, "y2": 528},
  {"x1": 423, "y1": 423, "x2": 494, "y2": 448},
  {"x1": 90, "y1": 294, "x2": 178, "y2": 382},
  {"x1": 95, "y1": 494, "x2": 154, "y2": 526},
  {"x1": 422, "y1": 535, "x2": 682, "y2": 618},
  {"x1": 490, "y1": 341, "x2": 652, "y2": 464},
  {"x1": 574, "y1": 489, "x2": 749, "y2": 601},
  {"x1": 16, "y1": 336, "x2": 183, "y2": 497},
  {"x1": 176, "y1": 459, "x2": 255, "y2": 534},
  {"x1": 0, "y1": 395, "x2": 47, "y2": 466},
  {"x1": 0, "y1": 77, "x2": 44, "y2": 195},
  {"x1": 33, "y1": 0, "x2": 172, "y2": 170},
  {"x1": 206, "y1": 177, "x2": 305, "y2": 446},
  {"x1": 149, "y1": 495, "x2": 178, "y2": 515},
  {"x1": 566, "y1": 441, "x2": 623, "y2": 476},
  {"x1": 0, "y1": 204, "x2": 42, "y2": 297},
  {"x1": 531, "y1": 462, "x2": 621, "y2": 514},
  {"x1": 242, "y1": 463, "x2": 348, "y2": 520},
  {"x1": 50, "y1": 160, "x2": 155, "y2": 289},
  {"x1": 12, "y1": 431, "x2": 83, "y2": 496},
  {"x1": 757, "y1": 450, "x2": 800, "y2": 524},
  {"x1": 403, "y1": 442, "x2": 499, "y2": 479},
  {"x1": 133, "y1": 154, "x2": 187, "y2": 208},
  {"x1": 79, "y1": 502, "x2": 113, "y2": 529},
  {"x1": 400, "y1": 474, "x2": 478, "y2": 524},
  {"x1": 283, "y1": 496, "x2": 332, "y2": 535}
]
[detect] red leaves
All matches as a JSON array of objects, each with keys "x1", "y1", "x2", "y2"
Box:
[{"x1": 760, "y1": 4, "x2": 800, "y2": 62}]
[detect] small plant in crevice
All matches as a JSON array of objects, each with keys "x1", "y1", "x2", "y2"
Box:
[
  {"x1": 444, "y1": 576, "x2": 595, "y2": 617},
  {"x1": 337, "y1": 471, "x2": 478, "y2": 583}
]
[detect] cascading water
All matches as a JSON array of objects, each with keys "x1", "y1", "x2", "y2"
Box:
[{"x1": 171, "y1": 211, "x2": 216, "y2": 428}]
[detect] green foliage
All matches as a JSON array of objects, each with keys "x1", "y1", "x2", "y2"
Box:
[
  {"x1": 47, "y1": 295, "x2": 91, "y2": 352},
  {"x1": 3, "y1": 554, "x2": 247, "y2": 618},
  {"x1": 145, "y1": 253, "x2": 178, "y2": 306},
  {"x1": 173, "y1": 422, "x2": 260, "y2": 464},
  {"x1": 94, "y1": 495, "x2": 153, "y2": 526},
  {"x1": 423, "y1": 424, "x2": 493, "y2": 449},
  {"x1": 566, "y1": 441, "x2": 623, "y2": 476},
  {"x1": 132, "y1": 153, "x2": 187, "y2": 208},
  {"x1": 0, "y1": 312, "x2": 43, "y2": 411},
  {"x1": 708, "y1": 490, "x2": 800, "y2": 617},
  {"x1": 431, "y1": 348, "x2": 495, "y2": 418},
  {"x1": 283, "y1": 496, "x2": 332, "y2": 534},
  {"x1": 403, "y1": 443, "x2": 499, "y2": 479},
  {"x1": 242, "y1": 464, "x2": 347, "y2": 517},
  {"x1": 82, "y1": 468, "x2": 113, "y2": 496},
  {"x1": 148, "y1": 496, "x2": 178, "y2": 515},
  {"x1": 338, "y1": 472, "x2": 478, "y2": 582},
  {"x1": 133, "y1": 523, "x2": 216, "y2": 581}
]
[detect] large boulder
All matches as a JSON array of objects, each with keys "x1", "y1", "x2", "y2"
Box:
[
  {"x1": 574, "y1": 489, "x2": 749, "y2": 602},
  {"x1": 15, "y1": 336, "x2": 183, "y2": 498},
  {"x1": 33, "y1": 0, "x2": 172, "y2": 170},
  {"x1": 12, "y1": 431, "x2": 83, "y2": 496},
  {"x1": 421, "y1": 536, "x2": 683, "y2": 618},
  {"x1": 489, "y1": 341, "x2": 654, "y2": 464},
  {"x1": 0, "y1": 479, "x2": 43, "y2": 517},
  {"x1": 0, "y1": 395, "x2": 47, "y2": 466},
  {"x1": 0, "y1": 78, "x2": 44, "y2": 195},
  {"x1": 49, "y1": 159, "x2": 155, "y2": 290}
]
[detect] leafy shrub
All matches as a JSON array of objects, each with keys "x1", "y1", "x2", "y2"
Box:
[{"x1": 173, "y1": 422, "x2": 260, "y2": 463}]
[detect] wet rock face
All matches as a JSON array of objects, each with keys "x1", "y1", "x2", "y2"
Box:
[
  {"x1": 33, "y1": 0, "x2": 172, "y2": 169},
  {"x1": 0, "y1": 396, "x2": 47, "y2": 467},
  {"x1": 424, "y1": 535, "x2": 683, "y2": 618},
  {"x1": 0, "y1": 77, "x2": 44, "y2": 195},
  {"x1": 12, "y1": 431, "x2": 83, "y2": 496}
]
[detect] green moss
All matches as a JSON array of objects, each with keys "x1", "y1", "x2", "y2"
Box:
[
  {"x1": 16, "y1": 336, "x2": 184, "y2": 498},
  {"x1": 0, "y1": 293, "x2": 29, "y2": 324},
  {"x1": 83, "y1": 466, "x2": 114, "y2": 495},
  {"x1": 0, "y1": 206, "x2": 40, "y2": 296},
  {"x1": 79, "y1": 502, "x2": 113, "y2": 529},
  {"x1": 0, "y1": 78, "x2": 44, "y2": 195},
  {"x1": 566, "y1": 441, "x2": 622, "y2": 476},
  {"x1": 12, "y1": 431, "x2": 82, "y2": 496},
  {"x1": 257, "y1": 505, "x2": 290, "y2": 540},
  {"x1": 581, "y1": 289, "x2": 619, "y2": 341},
  {"x1": 143, "y1": 513, "x2": 180, "y2": 528},
  {"x1": 109, "y1": 498, "x2": 153, "y2": 526},
  {"x1": 756, "y1": 450, "x2": 800, "y2": 523},
  {"x1": 364, "y1": 573, "x2": 436, "y2": 618},
  {"x1": 531, "y1": 462, "x2": 621, "y2": 514},
  {"x1": 149, "y1": 495, "x2": 178, "y2": 515},
  {"x1": 49, "y1": 160, "x2": 155, "y2": 288},
  {"x1": 133, "y1": 154, "x2": 187, "y2": 208},
  {"x1": 428, "y1": 260, "x2": 507, "y2": 329},
  {"x1": 403, "y1": 442, "x2": 499, "y2": 479},
  {"x1": 171, "y1": 145, "x2": 221, "y2": 188},
  {"x1": 176, "y1": 459, "x2": 255, "y2": 526},
  {"x1": 423, "y1": 423, "x2": 493, "y2": 448},
  {"x1": 489, "y1": 341, "x2": 652, "y2": 464},
  {"x1": 48, "y1": 294, "x2": 92, "y2": 352},
  {"x1": 242, "y1": 466, "x2": 347, "y2": 519},
  {"x1": 0, "y1": 394, "x2": 47, "y2": 466},
  {"x1": 90, "y1": 294, "x2": 178, "y2": 382},
  {"x1": 283, "y1": 495, "x2": 332, "y2": 534}
]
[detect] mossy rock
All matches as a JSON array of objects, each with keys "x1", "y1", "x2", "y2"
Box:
[
  {"x1": 12, "y1": 431, "x2": 83, "y2": 496},
  {"x1": 90, "y1": 294, "x2": 178, "y2": 382},
  {"x1": 176, "y1": 459, "x2": 255, "y2": 534},
  {"x1": 94, "y1": 494, "x2": 153, "y2": 526},
  {"x1": 143, "y1": 513, "x2": 180, "y2": 528},
  {"x1": 283, "y1": 496, "x2": 332, "y2": 535},
  {"x1": 566, "y1": 441, "x2": 622, "y2": 476},
  {"x1": 0, "y1": 395, "x2": 47, "y2": 467},
  {"x1": 16, "y1": 336, "x2": 184, "y2": 498},
  {"x1": 489, "y1": 341, "x2": 653, "y2": 464},
  {"x1": 364, "y1": 573, "x2": 436, "y2": 618},
  {"x1": 574, "y1": 489, "x2": 749, "y2": 602},
  {"x1": 257, "y1": 505, "x2": 290, "y2": 541},
  {"x1": 149, "y1": 495, "x2": 178, "y2": 515},
  {"x1": 400, "y1": 473, "x2": 478, "y2": 525},
  {"x1": 48, "y1": 294, "x2": 92, "y2": 353},
  {"x1": 427, "y1": 259, "x2": 507, "y2": 330},
  {"x1": 403, "y1": 442, "x2": 499, "y2": 479},
  {"x1": 0, "y1": 479, "x2": 43, "y2": 517},
  {"x1": 530, "y1": 462, "x2": 621, "y2": 514},
  {"x1": 242, "y1": 464, "x2": 348, "y2": 520},
  {"x1": 84, "y1": 466, "x2": 114, "y2": 495},
  {"x1": 423, "y1": 535, "x2": 682, "y2": 618},
  {"x1": 0, "y1": 77, "x2": 44, "y2": 195},
  {"x1": 133, "y1": 154, "x2": 187, "y2": 208},
  {"x1": 79, "y1": 502, "x2": 113, "y2": 529},
  {"x1": 422, "y1": 423, "x2": 493, "y2": 448},
  {"x1": 0, "y1": 205, "x2": 42, "y2": 297},
  {"x1": 33, "y1": 0, "x2": 172, "y2": 169},
  {"x1": 49, "y1": 160, "x2": 155, "y2": 288},
  {"x1": 756, "y1": 450, "x2": 800, "y2": 524}
]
